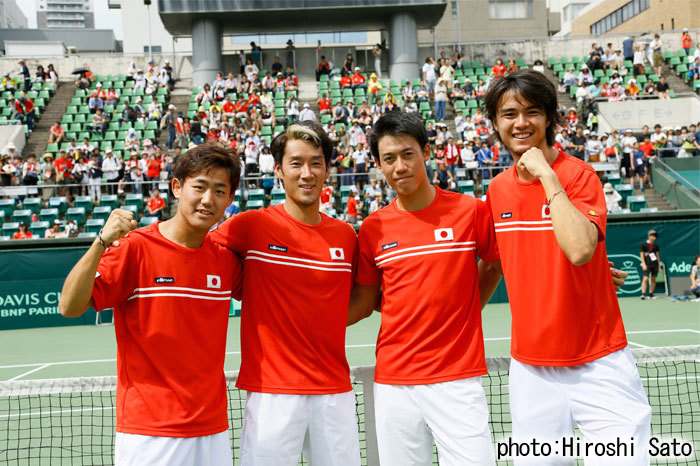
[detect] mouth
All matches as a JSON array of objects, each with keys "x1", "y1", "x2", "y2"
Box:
[
  {"x1": 299, "y1": 184, "x2": 316, "y2": 193},
  {"x1": 512, "y1": 132, "x2": 533, "y2": 140},
  {"x1": 195, "y1": 208, "x2": 214, "y2": 218}
]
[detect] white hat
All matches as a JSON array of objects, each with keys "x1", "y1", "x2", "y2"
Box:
[
  {"x1": 105, "y1": 147, "x2": 112, "y2": 153},
  {"x1": 625, "y1": 128, "x2": 632, "y2": 133},
  {"x1": 168, "y1": 104, "x2": 175, "y2": 110},
  {"x1": 603, "y1": 182, "x2": 614, "y2": 193},
  {"x1": 303, "y1": 103, "x2": 310, "y2": 108},
  {"x1": 165, "y1": 59, "x2": 170, "y2": 64},
  {"x1": 7, "y1": 142, "x2": 15, "y2": 149},
  {"x1": 354, "y1": 67, "x2": 360, "y2": 71},
  {"x1": 96, "y1": 82, "x2": 102, "y2": 87},
  {"x1": 583, "y1": 129, "x2": 590, "y2": 135}
]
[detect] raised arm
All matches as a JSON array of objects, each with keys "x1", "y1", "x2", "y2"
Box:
[
  {"x1": 347, "y1": 283, "x2": 380, "y2": 326},
  {"x1": 59, "y1": 209, "x2": 136, "y2": 317}
]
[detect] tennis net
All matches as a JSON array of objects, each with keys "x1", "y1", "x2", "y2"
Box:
[{"x1": 1, "y1": 346, "x2": 698, "y2": 465}]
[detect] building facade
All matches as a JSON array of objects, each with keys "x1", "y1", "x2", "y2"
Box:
[
  {"x1": 547, "y1": 0, "x2": 594, "y2": 36},
  {"x1": 0, "y1": 0, "x2": 28, "y2": 29},
  {"x1": 37, "y1": 0, "x2": 95, "y2": 29},
  {"x1": 571, "y1": 0, "x2": 700, "y2": 35}
]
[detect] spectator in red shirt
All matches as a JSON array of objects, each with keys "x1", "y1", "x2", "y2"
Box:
[
  {"x1": 247, "y1": 90, "x2": 261, "y2": 110},
  {"x1": 346, "y1": 186, "x2": 360, "y2": 224},
  {"x1": 317, "y1": 55, "x2": 331, "y2": 81},
  {"x1": 54, "y1": 150, "x2": 73, "y2": 189},
  {"x1": 351, "y1": 67, "x2": 367, "y2": 90},
  {"x1": 490, "y1": 58, "x2": 507, "y2": 80},
  {"x1": 12, "y1": 222, "x2": 32, "y2": 240},
  {"x1": 681, "y1": 29, "x2": 692, "y2": 56},
  {"x1": 234, "y1": 95, "x2": 249, "y2": 119},
  {"x1": 48, "y1": 121, "x2": 66, "y2": 144},
  {"x1": 222, "y1": 95, "x2": 235, "y2": 120},
  {"x1": 340, "y1": 73, "x2": 352, "y2": 88},
  {"x1": 318, "y1": 93, "x2": 331, "y2": 115},
  {"x1": 146, "y1": 188, "x2": 167, "y2": 220},
  {"x1": 145, "y1": 153, "x2": 162, "y2": 193},
  {"x1": 506, "y1": 57, "x2": 519, "y2": 74}
]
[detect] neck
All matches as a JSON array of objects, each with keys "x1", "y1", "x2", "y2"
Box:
[
  {"x1": 158, "y1": 215, "x2": 208, "y2": 249},
  {"x1": 283, "y1": 198, "x2": 322, "y2": 225},
  {"x1": 512, "y1": 145, "x2": 560, "y2": 182},
  {"x1": 396, "y1": 181, "x2": 436, "y2": 212}
]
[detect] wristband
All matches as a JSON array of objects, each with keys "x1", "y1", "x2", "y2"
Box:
[
  {"x1": 97, "y1": 228, "x2": 110, "y2": 249},
  {"x1": 547, "y1": 189, "x2": 565, "y2": 206}
]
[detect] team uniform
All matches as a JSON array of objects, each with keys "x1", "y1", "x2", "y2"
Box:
[
  {"x1": 486, "y1": 152, "x2": 651, "y2": 465},
  {"x1": 92, "y1": 223, "x2": 242, "y2": 466},
  {"x1": 210, "y1": 205, "x2": 360, "y2": 466},
  {"x1": 356, "y1": 187, "x2": 498, "y2": 466}
]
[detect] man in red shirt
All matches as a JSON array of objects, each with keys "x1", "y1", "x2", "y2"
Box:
[
  {"x1": 210, "y1": 122, "x2": 360, "y2": 465},
  {"x1": 54, "y1": 149, "x2": 73, "y2": 196},
  {"x1": 147, "y1": 188, "x2": 167, "y2": 220},
  {"x1": 346, "y1": 186, "x2": 359, "y2": 224},
  {"x1": 88, "y1": 82, "x2": 106, "y2": 112},
  {"x1": 234, "y1": 95, "x2": 249, "y2": 118},
  {"x1": 317, "y1": 93, "x2": 331, "y2": 115},
  {"x1": 221, "y1": 95, "x2": 235, "y2": 120},
  {"x1": 340, "y1": 73, "x2": 352, "y2": 88},
  {"x1": 351, "y1": 67, "x2": 366, "y2": 90},
  {"x1": 480, "y1": 70, "x2": 650, "y2": 464},
  {"x1": 349, "y1": 112, "x2": 498, "y2": 465},
  {"x1": 20, "y1": 97, "x2": 35, "y2": 132},
  {"x1": 59, "y1": 143, "x2": 242, "y2": 466},
  {"x1": 681, "y1": 29, "x2": 692, "y2": 56}
]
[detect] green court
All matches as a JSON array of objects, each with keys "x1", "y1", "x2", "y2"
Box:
[{"x1": 1, "y1": 297, "x2": 698, "y2": 465}]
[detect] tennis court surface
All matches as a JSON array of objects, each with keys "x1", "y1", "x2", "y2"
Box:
[{"x1": 1, "y1": 297, "x2": 698, "y2": 465}]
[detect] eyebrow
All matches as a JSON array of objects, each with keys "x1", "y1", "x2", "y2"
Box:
[
  {"x1": 381, "y1": 146, "x2": 414, "y2": 158},
  {"x1": 499, "y1": 105, "x2": 541, "y2": 114}
]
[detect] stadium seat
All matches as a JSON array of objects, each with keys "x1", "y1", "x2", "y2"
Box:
[
  {"x1": 78, "y1": 232, "x2": 97, "y2": 238},
  {"x1": 125, "y1": 193, "x2": 144, "y2": 212},
  {"x1": 85, "y1": 218, "x2": 105, "y2": 233},
  {"x1": 481, "y1": 179, "x2": 491, "y2": 195},
  {"x1": 614, "y1": 184, "x2": 634, "y2": 203},
  {"x1": 39, "y1": 208, "x2": 59, "y2": 224},
  {"x1": 30, "y1": 221, "x2": 49, "y2": 237},
  {"x1": 100, "y1": 195, "x2": 119, "y2": 210},
  {"x1": 271, "y1": 188, "x2": 285, "y2": 200},
  {"x1": 627, "y1": 195, "x2": 647, "y2": 212},
  {"x1": 74, "y1": 196, "x2": 93, "y2": 213},
  {"x1": 0, "y1": 235, "x2": 10, "y2": 241},
  {"x1": 21, "y1": 197, "x2": 42, "y2": 215},
  {"x1": 12, "y1": 209, "x2": 32, "y2": 224},
  {"x1": 92, "y1": 206, "x2": 112, "y2": 221},
  {"x1": 66, "y1": 207, "x2": 87, "y2": 226},
  {"x1": 457, "y1": 180, "x2": 475, "y2": 194},
  {"x1": 269, "y1": 198, "x2": 284, "y2": 207},
  {"x1": 639, "y1": 207, "x2": 658, "y2": 213},
  {"x1": 49, "y1": 197, "x2": 67, "y2": 214},
  {"x1": 139, "y1": 217, "x2": 159, "y2": 227},
  {"x1": 0, "y1": 199, "x2": 15, "y2": 219},
  {"x1": 2, "y1": 222, "x2": 19, "y2": 236},
  {"x1": 248, "y1": 189, "x2": 265, "y2": 202},
  {"x1": 246, "y1": 200, "x2": 264, "y2": 210}
]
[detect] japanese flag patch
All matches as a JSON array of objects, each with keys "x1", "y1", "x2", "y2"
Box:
[
  {"x1": 329, "y1": 248, "x2": 345, "y2": 260},
  {"x1": 434, "y1": 228, "x2": 454, "y2": 242},
  {"x1": 541, "y1": 204, "x2": 551, "y2": 218}
]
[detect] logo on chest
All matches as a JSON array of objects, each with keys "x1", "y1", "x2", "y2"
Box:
[
  {"x1": 268, "y1": 244, "x2": 288, "y2": 253},
  {"x1": 382, "y1": 241, "x2": 398, "y2": 251},
  {"x1": 501, "y1": 212, "x2": 512, "y2": 219},
  {"x1": 155, "y1": 277, "x2": 175, "y2": 284},
  {"x1": 329, "y1": 248, "x2": 345, "y2": 260},
  {"x1": 207, "y1": 275, "x2": 221, "y2": 289},
  {"x1": 434, "y1": 228, "x2": 454, "y2": 242},
  {"x1": 541, "y1": 204, "x2": 551, "y2": 218}
]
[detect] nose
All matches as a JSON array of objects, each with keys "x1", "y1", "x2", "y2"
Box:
[
  {"x1": 395, "y1": 156, "x2": 408, "y2": 172},
  {"x1": 514, "y1": 112, "x2": 527, "y2": 128},
  {"x1": 300, "y1": 162, "x2": 313, "y2": 179},
  {"x1": 200, "y1": 187, "x2": 215, "y2": 206}
]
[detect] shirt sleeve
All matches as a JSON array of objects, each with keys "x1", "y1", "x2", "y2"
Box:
[
  {"x1": 92, "y1": 238, "x2": 137, "y2": 311},
  {"x1": 355, "y1": 220, "x2": 381, "y2": 286},
  {"x1": 565, "y1": 167, "x2": 607, "y2": 241},
  {"x1": 208, "y1": 212, "x2": 249, "y2": 254},
  {"x1": 475, "y1": 199, "x2": 499, "y2": 262}
]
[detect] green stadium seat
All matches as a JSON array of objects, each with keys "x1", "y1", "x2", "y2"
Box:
[
  {"x1": 639, "y1": 207, "x2": 658, "y2": 213},
  {"x1": 48, "y1": 196, "x2": 67, "y2": 214},
  {"x1": 0, "y1": 199, "x2": 14, "y2": 219},
  {"x1": 39, "y1": 208, "x2": 58, "y2": 223},
  {"x1": 247, "y1": 189, "x2": 265, "y2": 202},
  {"x1": 457, "y1": 180, "x2": 475, "y2": 194},
  {"x1": 46, "y1": 143, "x2": 59, "y2": 153},
  {"x1": 669, "y1": 57, "x2": 681, "y2": 67},
  {"x1": 21, "y1": 197, "x2": 42, "y2": 215},
  {"x1": 92, "y1": 206, "x2": 112, "y2": 221},
  {"x1": 74, "y1": 195, "x2": 93, "y2": 213},
  {"x1": 85, "y1": 218, "x2": 105, "y2": 233},
  {"x1": 30, "y1": 221, "x2": 49, "y2": 237},
  {"x1": 125, "y1": 193, "x2": 144, "y2": 212},
  {"x1": 606, "y1": 174, "x2": 621, "y2": 185},
  {"x1": 627, "y1": 195, "x2": 647, "y2": 212},
  {"x1": 269, "y1": 198, "x2": 284, "y2": 207},
  {"x1": 100, "y1": 195, "x2": 119, "y2": 210},
  {"x1": 245, "y1": 200, "x2": 264, "y2": 210},
  {"x1": 2, "y1": 222, "x2": 19, "y2": 236},
  {"x1": 66, "y1": 207, "x2": 87, "y2": 226},
  {"x1": 614, "y1": 184, "x2": 634, "y2": 203},
  {"x1": 139, "y1": 216, "x2": 159, "y2": 227},
  {"x1": 662, "y1": 50, "x2": 674, "y2": 61},
  {"x1": 119, "y1": 204, "x2": 139, "y2": 220},
  {"x1": 77, "y1": 232, "x2": 97, "y2": 239},
  {"x1": 271, "y1": 188, "x2": 285, "y2": 200},
  {"x1": 12, "y1": 209, "x2": 32, "y2": 224}
]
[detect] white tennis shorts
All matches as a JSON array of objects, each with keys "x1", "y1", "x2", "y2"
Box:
[
  {"x1": 114, "y1": 430, "x2": 232, "y2": 466},
  {"x1": 374, "y1": 376, "x2": 496, "y2": 466},
  {"x1": 508, "y1": 346, "x2": 652, "y2": 465},
  {"x1": 238, "y1": 390, "x2": 360, "y2": 466}
]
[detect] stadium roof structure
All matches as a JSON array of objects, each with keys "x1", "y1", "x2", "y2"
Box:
[{"x1": 158, "y1": 0, "x2": 447, "y2": 35}]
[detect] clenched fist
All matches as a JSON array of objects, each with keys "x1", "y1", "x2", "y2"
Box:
[
  {"x1": 517, "y1": 147, "x2": 554, "y2": 180},
  {"x1": 101, "y1": 209, "x2": 138, "y2": 247}
]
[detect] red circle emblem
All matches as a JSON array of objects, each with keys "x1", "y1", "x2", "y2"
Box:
[{"x1": 440, "y1": 231, "x2": 448, "y2": 238}]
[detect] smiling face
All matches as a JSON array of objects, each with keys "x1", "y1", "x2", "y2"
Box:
[
  {"x1": 376, "y1": 133, "x2": 430, "y2": 198},
  {"x1": 493, "y1": 90, "x2": 550, "y2": 157},
  {"x1": 172, "y1": 168, "x2": 233, "y2": 234},
  {"x1": 275, "y1": 139, "x2": 328, "y2": 209}
]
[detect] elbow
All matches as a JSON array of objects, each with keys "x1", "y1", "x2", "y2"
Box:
[
  {"x1": 568, "y1": 245, "x2": 596, "y2": 266},
  {"x1": 58, "y1": 298, "x2": 83, "y2": 318}
]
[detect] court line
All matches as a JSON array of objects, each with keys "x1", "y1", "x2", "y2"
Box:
[
  {"x1": 8, "y1": 364, "x2": 51, "y2": 382},
  {"x1": 628, "y1": 341, "x2": 650, "y2": 348},
  {"x1": 1, "y1": 329, "x2": 696, "y2": 375}
]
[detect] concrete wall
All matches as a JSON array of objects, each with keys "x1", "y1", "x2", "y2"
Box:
[
  {"x1": 572, "y1": 0, "x2": 700, "y2": 36},
  {"x1": 597, "y1": 96, "x2": 700, "y2": 133},
  {"x1": 417, "y1": 0, "x2": 556, "y2": 45}
]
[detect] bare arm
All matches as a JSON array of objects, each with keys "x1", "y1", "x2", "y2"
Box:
[
  {"x1": 640, "y1": 251, "x2": 647, "y2": 270},
  {"x1": 477, "y1": 259, "x2": 503, "y2": 309},
  {"x1": 59, "y1": 209, "x2": 136, "y2": 318},
  {"x1": 348, "y1": 283, "x2": 381, "y2": 326},
  {"x1": 519, "y1": 148, "x2": 597, "y2": 266}
]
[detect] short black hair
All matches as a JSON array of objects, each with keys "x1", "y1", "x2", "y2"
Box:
[
  {"x1": 369, "y1": 112, "x2": 428, "y2": 165},
  {"x1": 173, "y1": 142, "x2": 240, "y2": 197},
  {"x1": 270, "y1": 121, "x2": 333, "y2": 168},
  {"x1": 484, "y1": 69, "x2": 563, "y2": 147}
]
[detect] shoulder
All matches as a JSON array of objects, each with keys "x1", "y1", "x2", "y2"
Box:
[{"x1": 557, "y1": 152, "x2": 597, "y2": 180}]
